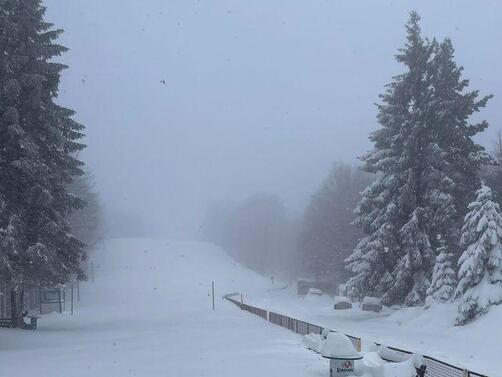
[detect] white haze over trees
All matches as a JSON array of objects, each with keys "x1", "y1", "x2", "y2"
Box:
[{"x1": 43, "y1": 0, "x2": 502, "y2": 238}]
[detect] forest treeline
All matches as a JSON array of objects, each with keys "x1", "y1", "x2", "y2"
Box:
[
  {"x1": 0, "y1": 1, "x2": 104, "y2": 326},
  {"x1": 204, "y1": 12, "x2": 502, "y2": 325}
]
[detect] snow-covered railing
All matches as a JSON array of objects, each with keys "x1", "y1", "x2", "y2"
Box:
[{"x1": 223, "y1": 293, "x2": 490, "y2": 377}]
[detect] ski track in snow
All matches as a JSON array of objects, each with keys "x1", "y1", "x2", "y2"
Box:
[{"x1": 0, "y1": 239, "x2": 325, "y2": 377}]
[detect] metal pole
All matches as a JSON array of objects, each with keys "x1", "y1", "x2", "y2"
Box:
[
  {"x1": 211, "y1": 281, "x2": 215, "y2": 310},
  {"x1": 77, "y1": 280, "x2": 80, "y2": 302},
  {"x1": 91, "y1": 262, "x2": 95, "y2": 283},
  {"x1": 71, "y1": 285, "x2": 74, "y2": 316}
]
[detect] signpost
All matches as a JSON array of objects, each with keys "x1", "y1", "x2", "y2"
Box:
[{"x1": 39, "y1": 288, "x2": 64, "y2": 314}]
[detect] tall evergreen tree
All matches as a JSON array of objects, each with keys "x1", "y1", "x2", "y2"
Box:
[
  {"x1": 346, "y1": 12, "x2": 490, "y2": 306},
  {"x1": 482, "y1": 133, "x2": 502, "y2": 207},
  {"x1": 0, "y1": 0, "x2": 86, "y2": 326},
  {"x1": 456, "y1": 185, "x2": 502, "y2": 325},
  {"x1": 68, "y1": 169, "x2": 105, "y2": 248}
]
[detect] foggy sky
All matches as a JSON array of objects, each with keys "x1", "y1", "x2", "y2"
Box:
[{"x1": 44, "y1": 0, "x2": 502, "y2": 237}]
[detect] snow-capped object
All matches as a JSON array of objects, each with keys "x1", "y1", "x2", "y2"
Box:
[
  {"x1": 334, "y1": 296, "x2": 352, "y2": 310},
  {"x1": 307, "y1": 288, "x2": 323, "y2": 296},
  {"x1": 303, "y1": 333, "x2": 324, "y2": 353},
  {"x1": 321, "y1": 332, "x2": 362, "y2": 360},
  {"x1": 362, "y1": 296, "x2": 383, "y2": 312},
  {"x1": 378, "y1": 345, "x2": 411, "y2": 363}
]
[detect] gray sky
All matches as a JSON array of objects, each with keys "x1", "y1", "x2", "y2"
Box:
[{"x1": 44, "y1": 0, "x2": 502, "y2": 236}]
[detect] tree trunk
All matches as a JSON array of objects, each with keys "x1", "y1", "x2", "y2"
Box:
[{"x1": 10, "y1": 287, "x2": 24, "y2": 328}]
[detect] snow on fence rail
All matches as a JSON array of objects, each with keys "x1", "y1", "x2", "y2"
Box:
[{"x1": 223, "y1": 293, "x2": 490, "y2": 377}]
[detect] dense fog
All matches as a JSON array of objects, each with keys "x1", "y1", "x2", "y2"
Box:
[
  {"x1": 3, "y1": 2, "x2": 502, "y2": 375},
  {"x1": 44, "y1": 1, "x2": 502, "y2": 238}
]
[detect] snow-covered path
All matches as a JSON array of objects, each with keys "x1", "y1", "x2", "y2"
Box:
[{"x1": 0, "y1": 239, "x2": 324, "y2": 377}]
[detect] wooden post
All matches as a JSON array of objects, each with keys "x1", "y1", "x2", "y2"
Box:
[
  {"x1": 211, "y1": 281, "x2": 215, "y2": 310},
  {"x1": 58, "y1": 289, "x2": 62, "y2": 314},
  {"x1": 71, "y1": 285, "x2": 74, "y2": 316},
  {"x1": 77, "y1": 280, "x2": 80, "y2": 302}
]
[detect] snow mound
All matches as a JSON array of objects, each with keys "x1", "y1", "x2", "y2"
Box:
[
  {"x1": 321, "y1": 332, "x2": 361, "y2": 359},
  {"x1": 302, "y1": 333, "x2": 324, "y2": 353}
]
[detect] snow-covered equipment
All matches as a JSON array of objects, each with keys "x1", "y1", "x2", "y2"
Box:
[
  {"x1": 362, "y1": 296, "x2": 382, "y2": 312},
  {"x1": 307, "y1": 288, "x2": 323, "y2": 296},
  {"x1": 334, "y1": 296, "x2": 352, "y2": 310},
  {"x1": 302, "y1": 333, "x2": 324, "y2": 354},
  {"x1": 321, "y1": 332, "x2": 362, "y2": 377},
  {"x1": 376, "y1": 346, "x2": 426, "y2": 377}
]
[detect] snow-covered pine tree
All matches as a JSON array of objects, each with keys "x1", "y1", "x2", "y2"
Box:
[
  {"x1": 428, "y1": 37, "x2": 492, "y2": 240},
  {"x1": 0, "y1": 0, "x2": 86, "y2": 326},
  {"x1": 346, "y1": 12, "x2": 435, "y2": 305},
  {"x1": 346, "y1": 12, "x2": 491, "y2": 306},
  {"x1": 68, "y1": 170, "x2": 105, "y2": 248},
  {"x1": 425, "y1": 236, "x2": 456, "y2": 307},
  {"x1": 455, "y1": 185, "x2": 502, "y2": 325}
]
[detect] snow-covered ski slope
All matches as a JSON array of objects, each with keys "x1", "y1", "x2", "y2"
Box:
[
  {"x1": 247, "y1": 288, "x2": 502, "y2": 376},
  {"x1": 2, "y1": 238, "x2": 501, "y2": 376},
  {"x1": 0, "y1": 239, "x2": 324, "y2": 377}
]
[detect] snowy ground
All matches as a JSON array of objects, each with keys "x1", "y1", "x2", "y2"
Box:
[
  {"x1": 246, "y1": 286, "x2": 502, "y2": 376},
  {"x1": 2, "y1": 239, "x2": 500, "y2": 377},
  {"x1": 0, "y1": 239, "x2": 325, "y2": 377}
]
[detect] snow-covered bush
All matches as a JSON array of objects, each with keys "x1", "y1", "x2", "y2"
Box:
[{"x1": 455, "y1": 185, "x2": 502, "y2": 325}]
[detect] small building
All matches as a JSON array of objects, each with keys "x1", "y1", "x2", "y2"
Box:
[
  {"x1": 361, "y1": 296, "x2": 382, "y2": 312},
  {"x1": 40, "y1": 287, "x2": 65, "y2": 314},
  {"x1": 297, "y1": 279, "x2": 316, "y2": 296},
  {"x1": 333, "y1": 296, "x2": 352, "y2": 310}
]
